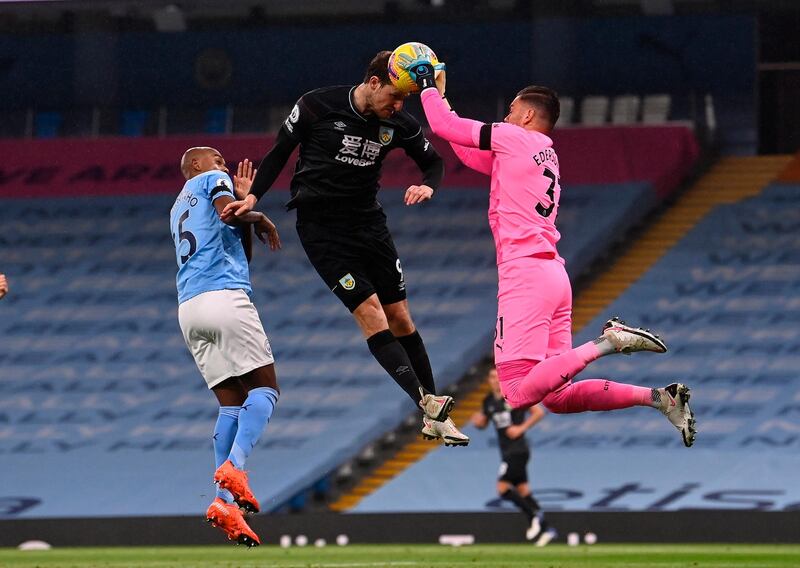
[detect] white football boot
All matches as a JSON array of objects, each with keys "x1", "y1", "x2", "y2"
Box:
[
  {"x1": 534, "y1": 529, "x2": 557, "y2": 547},
  {"x1": 418, "y1": 387, "x2": 454, "y2": 422},
  {"x1": 601, "y1": 316, "x2": 667, "y2": 354},
  {"x1": 421, "y1": 416, "x2": 470, "y2": 446},
  {"x1": 654, "y1": 382, "x2": 696, "y2": 447},
  {"x1": 525, "y1": 516, "x2": 542, "y2": 541}
]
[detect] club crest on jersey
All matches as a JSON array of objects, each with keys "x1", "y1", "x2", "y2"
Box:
[
  {"x1": 339, "y1": 273, "x2": 356, "y2": 290},
  {"x1": 379, "y1": 126, "x2": 394, "y2": 145}
]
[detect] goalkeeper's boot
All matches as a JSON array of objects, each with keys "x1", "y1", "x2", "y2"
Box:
[
  {"x1": 601, "y1": 316, "x2": 667, "y2": 354},
  {"x1": 205, "y1": 497, "x2": 260, "y2": 547},
  {"x1": 419, "y1": 387, "x2": 454, "y2": 422},
  {"x1": 214, "y1": 460, "x2": 260, "y2": 514},
  {"x1": 654, "y1": 383, "x2": 696, "y2": 447},
  {"x1": 421, "y1": 416, "x2": 470, "y2": 446}
]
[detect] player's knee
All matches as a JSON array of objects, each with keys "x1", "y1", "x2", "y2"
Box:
[{"x1": 387, "y1": 315, "x2": 415, "y2": 336}]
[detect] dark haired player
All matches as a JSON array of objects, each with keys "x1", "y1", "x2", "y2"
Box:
[
  {"x1": 471, "y1": 366, "x2": 555, "y2": 545},
  {"x1": 223, "y1": 51, "x2": 469, "y2": 445},
  {"x1": 411, "y1": 60, "x2": 695, "y2": 446}
]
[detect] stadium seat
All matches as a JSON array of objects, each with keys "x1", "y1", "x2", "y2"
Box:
[
  {"x1": 611, "y1": 95, "x2": 641, "y2": 125},
  {"x1": 579, "y1": 95, "x2": 609, "y2": 126},
  {"x1": 121, "y1": 110, "x2": 151, "y2": 136},
  {"x1": 642, "y1": 94, "x2": 672, "y2": 124},
  {"x1": 205, "y1": 106, "x2": 231, "y2": 134},
  {"x1": 354, "y1": 181, "x2": 800, "y2": 514},
  {"x1": 558, "y1": 96, "x2": 575, "y2": 126},
  {"x1": 34, "y1": 111, "x2": 63, "y2": 138},
  {"x1": 0, "y1": 181, "x2": 660, "y2": 517}
]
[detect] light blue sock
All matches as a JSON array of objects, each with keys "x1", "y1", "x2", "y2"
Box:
[
  {"x1": 213, "y1": 406, "x2": 240, "y2": 502},
  {"x1": 229, "y1": 387, "x2": 279, "y2": 470}
]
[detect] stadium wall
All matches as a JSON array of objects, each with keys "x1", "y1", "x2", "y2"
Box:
[
  {"x1": 0, "y1": 125, "x2": 697, "y2": 198},
  {"x1": 1, "y1": 511, "x2": 798, "y2": 547},
  {"x1": 0, "y1": 16, "x2": 754, "y2": 110}
]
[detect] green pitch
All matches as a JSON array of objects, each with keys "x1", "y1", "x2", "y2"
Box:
[{"x1": 1, "y1": 544, "x2": 798, "y2": 567}]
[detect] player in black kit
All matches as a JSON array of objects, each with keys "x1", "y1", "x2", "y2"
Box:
[
  {"x1": 222, "y1": 51, "x2": 469, "y2": 445},
  {"x1": 471, "y1": 366, "x2": 556, "y2": 545}
]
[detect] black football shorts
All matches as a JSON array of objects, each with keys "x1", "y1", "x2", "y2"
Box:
[
  {"x1": 296, "y1": 219, "x2": 407, "y2": 312},
  {"x1": 498, "y1": 451, "x2": 530, "y2": 485}
]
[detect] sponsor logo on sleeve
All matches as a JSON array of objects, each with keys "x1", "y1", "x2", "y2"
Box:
[{"x1": 284, "y1": 104, "x2": 300, "y2": 132}]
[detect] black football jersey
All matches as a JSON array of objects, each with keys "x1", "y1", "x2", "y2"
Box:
[
  {"x1": 482, "y1": 393, "x2": 530, "y2": 455},
  {"x1": 280, "y1": 85, "x2": 442, "y2": 215}
]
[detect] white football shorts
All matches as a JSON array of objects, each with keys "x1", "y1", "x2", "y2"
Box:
[{"x1": 178, "y1": 289, "x2": 274, "y2": 388}]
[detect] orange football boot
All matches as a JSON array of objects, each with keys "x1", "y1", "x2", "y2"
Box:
[
  {"x1": 214, "y1": 460, "x2": 260, "y2": 514},
  {"x1": 205, "y1": 497, "x2": 260, "y2": 547}
]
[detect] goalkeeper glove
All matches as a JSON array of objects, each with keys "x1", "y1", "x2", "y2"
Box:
[{"x1": 408, "y1": 60, "x2": 437, "y2": 91}]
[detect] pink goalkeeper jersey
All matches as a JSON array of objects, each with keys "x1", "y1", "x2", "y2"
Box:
[{"x1": 421, "y1": 90, "x2": 563, "y2": 265}]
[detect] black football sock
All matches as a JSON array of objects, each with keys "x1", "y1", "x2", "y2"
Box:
[
  {"x1": 501, "y1": 488, "x2": 537, "y2": 521},
  {"x1": 523, "y1": 494, "x2": 541, "y2": 514},
  {"x1": 397, "y1": 330, "x2": 436, "y2": 395},
  {"x1": 367, "y1": 329, "x2": 423, "y2": 405}
]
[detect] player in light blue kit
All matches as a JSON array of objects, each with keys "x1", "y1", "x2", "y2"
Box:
[{"x1": 170, "y1": 147, "x2": 281, "y2": 547}]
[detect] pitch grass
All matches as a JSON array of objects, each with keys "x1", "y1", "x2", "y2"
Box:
[{"x1": 0, "y1": 544, "x2": 799, "y2": 567}]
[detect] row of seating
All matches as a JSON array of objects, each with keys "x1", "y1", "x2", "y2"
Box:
[
  {"x1": 354, "y1": 182, "x2": 800, "y2": 513},
  {"x1": 559, "y1": 94, "x2": 672, "y2": 126},
  {"x1": 0, "y1": 93, "x2": 673, "y2": 139},
  {"x1": 0, "y1": 182, "x2": 657, "y2": 518}
]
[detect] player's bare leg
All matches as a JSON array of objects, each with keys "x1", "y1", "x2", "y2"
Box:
[{"x1": 355, "y1": 295, "x2": 454, "y2": 421}]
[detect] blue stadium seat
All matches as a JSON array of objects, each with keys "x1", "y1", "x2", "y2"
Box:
[
  {"x1": 354, "y1": 183, "x2": 800, "y2": 514},
  {"x1": 0, "y1": 183, "x2": 659, "y2": 518},
  {"x1": 34, "y1": 111, "x2": 62, "y2": 138},
  {"x1": 205, "y1": 106, "x2": 229, "y2": 134},
  {"x1": 121, "y1": 110, "x2": 149, "y2": 137}
]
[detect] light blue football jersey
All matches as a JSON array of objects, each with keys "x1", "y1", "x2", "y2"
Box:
[{"x1": 170, "y1": 170, "x2": 251, "y2": 304}]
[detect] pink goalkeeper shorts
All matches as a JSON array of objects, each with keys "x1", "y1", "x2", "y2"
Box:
[{"x1": 493, "y1": 254, "x2": 573, "y2": 365}]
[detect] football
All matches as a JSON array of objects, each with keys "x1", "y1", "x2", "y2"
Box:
[{"x1": 387, "y1": 42, "x2": 439, "y2": 94}]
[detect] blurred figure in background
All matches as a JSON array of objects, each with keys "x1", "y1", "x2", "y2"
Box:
[
  {"x1": 472, "y1": 366, "x2": 556, "y2": 546},
  {"x1": 0, "y1": 273, "x2": 7, "y2": 300}
]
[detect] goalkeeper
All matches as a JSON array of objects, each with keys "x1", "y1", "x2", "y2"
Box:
[{"x1": 410, "y1": 57, "x2": 696, "y2": 447}]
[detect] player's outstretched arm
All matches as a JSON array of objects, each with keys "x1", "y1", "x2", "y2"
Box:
[
  {"x1": 221, "y1": 129, "x2": 298, "y2": 222},
  {"x1": 410, "y1": 61, "x2": 483, "y2": 148},
  {"x1": 450, "y1": 142, "x2": 493, "y2": 176}
]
